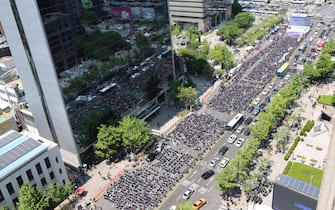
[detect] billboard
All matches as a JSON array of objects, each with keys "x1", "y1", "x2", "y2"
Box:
[
  {"x1": 289, "y1": 13, "x2": 310, "y2": 26},
  {"x1": 131, "y1": 7, "x2": 155, "y2": 20},
  {"x1": 111, "y1": 6, "x2": 132, "y2": 20}
]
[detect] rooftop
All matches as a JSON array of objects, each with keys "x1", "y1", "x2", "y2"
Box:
[{"x1": 0, "y1": 130, "x2": 48, "y2": 180}]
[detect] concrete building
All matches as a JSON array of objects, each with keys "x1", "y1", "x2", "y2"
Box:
[
  {"x1": 0, "y1": 130, "x2": 68, "y2": 209},
  {"x1": 0, "y1": 0, "x2": 174, "y2": 168},
  {"x1": 169, "y1": 0, "x2": 232, "y2": 32}
]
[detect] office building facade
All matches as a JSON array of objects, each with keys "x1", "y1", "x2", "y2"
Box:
[
  {"x1": 0, "y1": 130, "x2": 68, "y2": 209},
  {"x1": 0, "y1": 0, "x2": 174, "y2": 167},
  {"x1": 169, "y1": 0, "x2": 232, "y2": 32}
]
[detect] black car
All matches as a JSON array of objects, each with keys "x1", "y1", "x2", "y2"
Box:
[
  {"x1": 218, "y1": 146, "x2": 229, "y2": 155},
  {"x1": 244, "y1": 117, "x2": 253, "y2": 125},
  {"x1": 244, "y1": 127, "x2": 250, "y2": 136},
  {"x1": 247, "y1": 106, "x2": 254, "y2": 113},
  {"x1": 260, "y1": 103, "x2": 266, "y2": 109},
  {"x1": 201, "y1": 170, "x2": 215, "y2": 180},
  {"x1": 265, "y1": 96, "x2": 271, "y2": 103}
]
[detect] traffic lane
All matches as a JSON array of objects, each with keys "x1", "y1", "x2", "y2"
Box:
[{"x1": 159, "y1": 135, "x2": 240, "y2": 209}]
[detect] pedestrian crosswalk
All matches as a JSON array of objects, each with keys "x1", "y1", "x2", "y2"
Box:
[{"x1": 198, "y1": 186, "x2": 208, "y2": 194}]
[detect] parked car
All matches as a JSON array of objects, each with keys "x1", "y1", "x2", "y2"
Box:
[
  {"x1": 235, "y1": 138, "x2": 245, "y2": 148},
  {"x1": 244, "y1": 127, "x2": 250, "y2": 136},
  {"x1": 253, "y1": 107, "x2": 261, "y2": 116},
  {"x1": 201, "y1": 170, "x2": 215, "y2": 180},
  {"x1": 262, "y1": 90, "x2": 269, "y2": 95},
  {"x1": 247, "y1": 106, "x2": 254, "y2": 113},
  {"x1": 192, "y1": 198, "x2": 207, "y2": 210},
  {"x1": 244, "y1": 117, "x2": 253, "y2": 125},
  {"x1": 227, "y1": 134, "x2": 237, "y2": 143},
  {"x1": 182, "y1": 188, "x2": 195, "y2": 200},
  {"x1": 219, "y1": 158, "x2": 230, "y2": 168},
  {"x1": 259, "y1": 102, "x2": 266, "y2": 109},
  {"x1": 268, "y1": 82, "x2": 275, "y2": 89},
  {"x1": 218, "y1": 146, "x2": 229, "y2": 155},
  {"x1": 236, "y1": 125, "x2": 245, "y2": 134},
  {"x1": 209, "y1": 157, "x2": 220, "y2": 167},
  {"x1": 253, "y1": 98, "x2": 261, "y2": 105}
]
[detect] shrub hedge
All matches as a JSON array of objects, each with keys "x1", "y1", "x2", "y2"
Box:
[
  {"x1": 283, "y1": 161, "x2": 292, "y2": 175},
  {"x1": 300, "y1": 120, "x2": 314, "y2": 136},
  {"x1": 284, "y1": 136, "x2": 302, "y2": 160}
]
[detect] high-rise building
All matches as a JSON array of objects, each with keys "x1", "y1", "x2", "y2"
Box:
[
  {"x1": 169, "y1": 0, "x2": 232, "y2": 32},
  {"x1": 0, "y1": 0, "x2": 174, "y2": 168}
]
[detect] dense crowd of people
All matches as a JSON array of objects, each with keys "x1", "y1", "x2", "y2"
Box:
[
  {"x1": 104, "y1": 148, "x2": 194, "y2": 209},
  {"x1": 208, "y1": 34, "x2": 299, "y2": 113},
  {"x1": 69, "y1": 56, "x2": 174, "y2": 135},
  {"x1": 164, "y1": 113, "x2": 226, "y2": 150}
]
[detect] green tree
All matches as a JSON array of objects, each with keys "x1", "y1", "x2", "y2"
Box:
[
  {"x1": 78, "y1": 109, "x2": 119, "y2": 147},
  {"x1": 217, "y1": 22, "x2": 243, "y2": 44},
  {"x1": 216, "y1": 162, "x2": 239, "y2": 193},
  {"x1": 234, "y1": 12, "x2": 255, "y2": 28},
  {"x1": 177, "y1": 202, "x2": 193, "y2": 210},
  {"x1": 0, "y1": 206, "x2": 10, "y2": 210},
  {"x1": 176, "y1": 86, "x2": 198, "y2": 109},
  {"x1": 45, "y1": 183, "x2": 65, "y2": 207},
  {"x1": 17, "y1": 182, "x2": 49, "y2": 210},
  {"x1": 208, "y1": 44, "x2": 235, "y2": 70},
  {"x1": 168, "y1": 79, "x2": 183, "y2": 101},
  {"x1": 142, "y1": 75, "x2": 161, "y2": 99},
  {"x1": 178, "y1": 48, "x2": 212, "y2": 76},
  {"x1": 63, "y1": 180, "x2": 74, "y2": 197},
  {"x1": 200, "y1": 39, "x2": 210, "y2": 56},
  {"x1": 119, "y1": 117, "x2": 151, "y2": 153},
  {"x1": 275, "y1": 124, "x2": 290, "y2": 153},
  {"x1": 231, "y1": 0, "x2": 243, "y2": 17},
  {"x1": 95, "y1": 125, "x2": 122, "y2": 159},
  {"x1": 172, "y1": 24, "x2": 182, "y2": 36},
  {"x1": 135, "y1": 33, "x2": 150, "y2": 54},
  {"x1": 185, "y1": 25, "x2": 201, "y2": 49},
  {"x1": 316, "y1": 53, "x2": 334, "y2": 77}
]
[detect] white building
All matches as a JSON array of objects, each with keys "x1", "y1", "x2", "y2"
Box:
[{"x1": 0, "y1": 130, "x2": 68, "y2": 209}]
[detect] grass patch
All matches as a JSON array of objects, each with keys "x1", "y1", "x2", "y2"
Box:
[
  {"x1": 318, "y1": 95, "x2": 333, "y2": 106},
  {"x1": 287, "y1": 162, "x2": 323, "y2": 187}
]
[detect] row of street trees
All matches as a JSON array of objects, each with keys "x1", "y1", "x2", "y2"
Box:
[
  {"x1": 216, "y1": 74, "x2": 308, "y2": 195},
  {"x1": 216, "y1": 12, "x2": 255, "y2": 44}
]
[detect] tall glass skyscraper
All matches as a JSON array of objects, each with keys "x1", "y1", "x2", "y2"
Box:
[{"x1": 0, "y1": 0, "x2": 174, "y2": 167}]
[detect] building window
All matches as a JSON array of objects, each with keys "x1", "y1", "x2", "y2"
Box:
[
  {"x1": 41, "y1": 178, "x2": 47, "y2": 186},
  {"x1": 16, "y1": 176, "x2": 23, "y2": 187},
  {"x1": 62, "y1": 180, "x2": 65, "y2": 185},
  {"x1": 49, "y1": 171, "x2": 55, "y2": 180},
  {"x1": 44, "y1": 157, "x2": 51, "y2": 168},
  {"x1": 59, "y1": 168, "x2": 62, "y2": 174},
  {"x1": 26, "y1": 169, "x2": 34, "y2": 181},
  {"x1": 55, "y1": 157, "x2": 58, "y2": 163},
  {"x1": 12, "y1": 197, "x2": 18, "y2": 207},
  {"x1": 0, "y1": 190, "x2": 4, "y2": 202},
  {"x1": 36, "y1": 163, "x2": 43, "y2": 175},
  {"x1": 6, "y1": 183, "x2": 14, "y2": 195}
]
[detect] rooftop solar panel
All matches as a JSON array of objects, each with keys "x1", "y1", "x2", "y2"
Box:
[
  {"x1": 278, "y1": 174, "x2": 320, "y2": 199},
  {"x1": 0, "y1": 131, "x2": 22, "y2": 148},
  {"x1": 0, "y1": 138, "x2": 42, "y2": 170}
]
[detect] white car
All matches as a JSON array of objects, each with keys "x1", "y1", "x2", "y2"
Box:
[
  {"x1": 236, "y1": 125, "x2": 245, "y2": 134},
  {"x1": 235, "y1": 138, "x2": 245, "y2": 148},
  {"x1": 209, "y1": 157, "x2": 220, "y2": 167},
  {"x1": 284, "y1": 74, "x2": 291, "y2": 80},
  {"x1": 262, "y1": 90, "x2": 269, "y2": 96},
  {"x1": 253, "y1": 98, "x2": 261, "y2": 105},
  {"x1": 279, "y1": 81, "x2": 285, "y2": 88},
  {"x1": 227, "y1": 134, "x2": 237, "y2": 143},
  {"x1": 219, "y1": 158, "x2": 230, "y2": 168},
  {"x1": 268, "y1": 82, "x2": 275, "y2": 89},
  {"x1": 182, "y1": 188, "x2": 195, "y2": 200}
]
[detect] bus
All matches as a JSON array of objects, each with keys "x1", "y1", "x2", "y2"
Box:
[
  {"x1": 99, "y1": 83, "x2": 117, "y2": 94},
  {"x1": 225, "y1": 113, "x2": 244, "y2": 133},
  {"x1": 277, "y1": 62, "x2": 289, "y2": 78}
]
